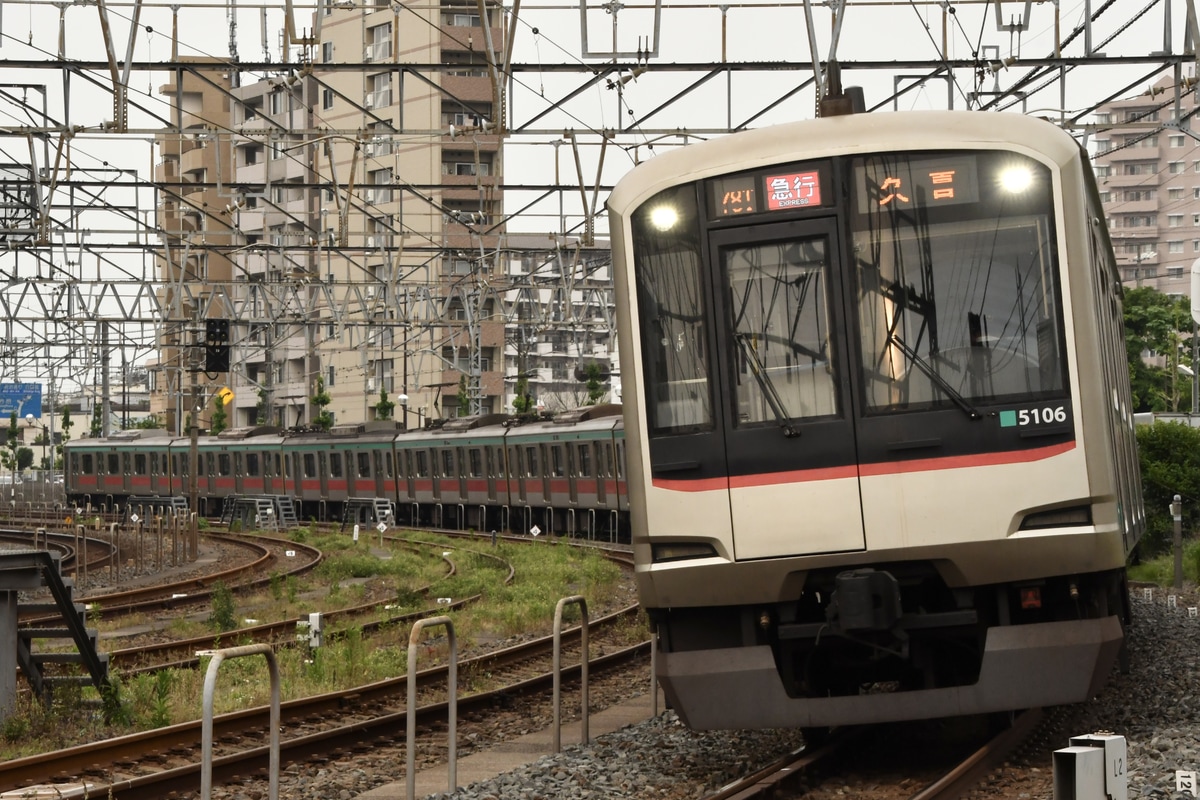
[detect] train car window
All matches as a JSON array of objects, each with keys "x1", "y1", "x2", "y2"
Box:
[
  {"x1": 80, "y1": 453, "x2": 91, "y2": 474},
  {"x1": 415, "y1": 450, "x2": 429, "y2": 477},
  {"x1": 615, "y1": 442, "x2": 625, "y2": 479},
  {"x1": 469, "y1": 448, "x2": 483, "y2": 478},
  {"x1": 303, "y1": 453, "x2": 317, "y2": 479},
  {"x1": 525, "y1": 445, "x2": 539, "y2": 477},
  {"x1": 578, "y1": 444, "x2": 592, "y2": 477},
  {"x1": 629, "y1": 183, "x2": 714, "y2": 435},
  {"x1": 135, "y1": 453, "x2": 147, "y2": 475},
  {"x1": 486, "y1": 447, "x2": 496, "y2": 478},
  {"x1": 551, "y1": 445, "x2": 565, "y2": 477},
  {"x1": 329, "y1": 452, "x2": 342, "y2": 478},
  {"x1": 219, "y1": 453, "x2": 232, "y2": 476},
  {"x1": 273, "y1": 452, "x2": 282, "y2": 477},
  {"x1": 246, "y1": 453, "x2": 260, "y2": 477},
  {"x1": 442, "y1": 449, "x2": 455, "y2": 478},
  {"x1": 358, "y1": 452, "x2": 371, "y2": 478},
  {"x1": 234, "y1": 453, "x2": 244, "y2": 475},
  {"x1": 850, "y1": 150, "x2": 1065, "y2": 411},
  {"x1": 107, "y1": 453, "x2": 119, "y2": 474},
  {"x1": 386, "y1": 450, "x2": 394, "y2": 478}
]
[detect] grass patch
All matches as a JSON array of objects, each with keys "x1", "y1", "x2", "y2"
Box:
[
  {"x1": 0, "y1": 530, "x2": 638, "y2": 756},
  {"x1": 1128, "y1": 538, "x2": 1200, "y2": 586}
]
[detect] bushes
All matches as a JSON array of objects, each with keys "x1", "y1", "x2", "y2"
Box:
[{"x1": 1136, "y1": 420, "x2": 1200, "y2": 557}]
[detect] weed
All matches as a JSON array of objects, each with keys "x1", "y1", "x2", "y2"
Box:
[{"x1": 208, "y1": 582, "x2": 237, "y2": 632}]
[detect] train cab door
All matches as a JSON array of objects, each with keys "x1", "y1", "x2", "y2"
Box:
[{"x1": 709, "y1": 218, "x2": 865, "y2": 559}]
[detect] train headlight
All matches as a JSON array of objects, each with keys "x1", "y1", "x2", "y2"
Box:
[
  {"x1": 649, "y1": 205, "x2": 680, "y2": 231},
  {"x1": 999, "y1": 165, "x2": 1034, "y2": 194},
  {"x1": 651, "y1": 542, "x2": 717, "y2": 563}
]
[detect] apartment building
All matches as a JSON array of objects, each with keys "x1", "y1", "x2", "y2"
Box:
[
  {"x1": 150, "y1": 59, "x2": 238, "y2": 434},
  {"x1": 157, "y1": 2, "x2": 511, "y2": 430},
  {"x1": 1093, "y1": 72, "x2": 1200, "y2": 296}
]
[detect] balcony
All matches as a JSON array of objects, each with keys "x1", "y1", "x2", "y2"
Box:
[{"x1": 442, "y1": 74, "x2": 493, "y2": 103}]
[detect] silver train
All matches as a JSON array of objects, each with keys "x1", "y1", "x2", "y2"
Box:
[
  {"x1": 63, "y1": 404, "x2": 627, "y2": 539},
  {"x1": 608, "y1": 107, "x2": 1144, "y2": 729}
]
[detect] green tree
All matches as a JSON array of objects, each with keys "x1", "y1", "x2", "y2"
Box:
[
  {"x1": 512, "y1": 373, "x2": 533, "y2": 414},
  {"x1": 210, "y1": 395, "x2": 228, "y2": 435},
  {"x1": 57, "y1": 407, "x2": 73, "y2": 469},
  {"x1": 311, "y1": 376, "x2": 333, "y2": 430},
  {"x1": 2, "y1": 413, "x2": 16, "y2": 479},
  {"x1": 90, "y1": 404, "x2": 103, "y2": 437},
  {"x1": 256, "y1": 388, "x2": 268, "y2": 425},
  {"x1": 133, "y1": 416, "x2": 162, "y2": 429},
  {"x1": 583, "y1": 362, "x2": 607, "y2": 405},
  {"x1": 1124, "y1": 287, "x2": 1194, "y2": 412},
  {"x1": 456, "y1": 375, "x2": 469, "y2": 416},
  {"x1": 374, "y1": 389, "x2": 395, "y2": 420},
  {"x1": 16, "y1": 447, "x2": 32, "y2": 472},
  {"x1": 1136, "y1": 420, "x2": 1200, "y2": 556}
]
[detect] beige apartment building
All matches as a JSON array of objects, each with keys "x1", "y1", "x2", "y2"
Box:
[
  {"x1": 1093, "y1": 72, "x2": 1200, "y2": 296},
  {"x1": 153, "y1": 2, "x2": 510, "y2": 430}
]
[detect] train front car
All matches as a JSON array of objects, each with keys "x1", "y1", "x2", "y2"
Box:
[{"x1": 608, "y1": 110, "x2": 1143, "y2": 730}]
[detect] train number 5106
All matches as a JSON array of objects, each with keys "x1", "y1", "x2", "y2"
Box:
[{"x1": 1018, "y1": 406, "x2": 1067, "y2": 425}]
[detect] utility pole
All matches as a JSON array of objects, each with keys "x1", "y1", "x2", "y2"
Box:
[{"x1": 189, "y1": 314, "x2": 200, "y2": 515}]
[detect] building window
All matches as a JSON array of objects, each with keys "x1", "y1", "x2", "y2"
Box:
[
  {"x1": 1171, "y1": 134, "x2": 1186, "y2": 147},
  {"x1": 327, "y1": 366, "x2": 336, "y2": 386},
  {"x1": 322, "y1": 41, "x2": 333, "y2": 62},
  {"x1": 1170, "y1": 241, "x2": 1185, "y2": 253},
  {"x1": 1095, "y1": 140, "x2": 1112, "y2": 154},
  {"x1": 1170, "y1": 214, "x2": 1184, "y2": 227},
  {"x1": 322, "y1": 88, "x2": 334, "y2": 110},
  {"x1": 1170, "y1": 187, "x2": 1186, "y2": 199},
  {"x1": 1170, "y1": 161, "x2": 1185, "y2": 174}
]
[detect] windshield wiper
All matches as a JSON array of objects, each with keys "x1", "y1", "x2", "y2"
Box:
[
  {"x1": 886, "y1": 333, "x2": 984, "y2": 420},
  {"x1": 735, "y1": 334, "x2": 800, "y2": 437}
]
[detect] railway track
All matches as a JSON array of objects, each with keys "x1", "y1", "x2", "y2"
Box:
[
  {"x1": 0, "y1": 605, "x2": 649, "y2": 799},
  {"x1": 700, "y1": 710, "x2": 1045, "y2": 800}
]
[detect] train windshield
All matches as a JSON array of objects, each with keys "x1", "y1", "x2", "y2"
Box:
[
  {"x1": 630, "y1": 184, "x2": 714, "y2": 434},
  {"x1": 850, "y1": 150, "x2": 1064, "y2": 413}
]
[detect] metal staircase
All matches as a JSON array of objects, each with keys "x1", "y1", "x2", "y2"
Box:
[{"x1": 4, "y1": 550, "x2": 110, "y2": 713}]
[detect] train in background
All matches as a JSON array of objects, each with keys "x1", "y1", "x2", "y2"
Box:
[
  {"x1": 63, "y1": 404, "x2": 627, "y2": 540},
  {"x1": 608, "y1": 106, "x2": 1144, "y2": 730}
]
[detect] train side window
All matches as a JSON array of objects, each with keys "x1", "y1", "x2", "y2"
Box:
[
  {"x1": 134, "y1": 453, "x2": 147, "y2": 475},
  {"x1": 246, "y1": 453, "x2": 260, "y2": 476},
  {"x1": 525, "y1": 445, "x2": 539, "y2": 477},
  {"x1": 358, "y1": 452, "x2": 371, "y2": 478},
  {"x1": 303, "y1": 453, "x2": 317, "y2": 478},
  {"x1": 577, "y1": 444, "x2": 592, "y2": 477}
]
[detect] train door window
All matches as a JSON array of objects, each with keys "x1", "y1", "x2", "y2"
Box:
[
  {"x1": 630, "y1": 184, "x2": 713, "y2": 434},
  {"x1": 551, "y1": 445, "x2": 566, "y2": 477},
  {"x1": 329, "y1": 452, "x2": 343, "y2": 478},
  {"x1": 273, "y1": 453, "x2": 282, "y2": 477},
  {"x1": 108, "y1": 453, "x2": 119, "y2": 473},
  {"x1": 359, "y1": 452, "x2": 372, "y2": 478},
  {"x1": 303, "y1": 453, "x2": 317, "y2": 478},
  {"x1": 456, "y1": 448, "x2": 468, "y2": 478},
  {"x1": 577, "y1": 444, "x2": 592, "y2": 477},
  {"x1": 319, "y1": 452, "x2": 329, "y2": 479},
  {"x1": 208, "y1": 453, "x2": 217, "y2": 476},
  {"x1": 234, "y1": 453, "x2": 244, "y2": 475},
  {"x1": 415, "y1": 450, "x2": 429, "y2": 477},
  {"x1": 485, "y1": 447, "x2": 495, "y2": 478},
  {"x1": 442, "y1": 449, "x2": 455, "y2": 478},
  {"x1": 80, "y1": 453, "x2": 91, "y2": 474},
  {"x1": 615, "y1": 442, "x2": 625, "y2": 479},
  {"x1": 524, "y1": 445, "x2": 539, "y2": 477},
  {"x1": 469, "y1": 448, "x2": 483, "y2": 477},
  {"x1": 246, "y1": 453, "x2": 260, "y2": 476},
  {"x1": 134, "y1": 453, "x2": 147, "y2": 475},
  {"x1": 218, "y1": 453, "x2": 232, "y2": 476}
]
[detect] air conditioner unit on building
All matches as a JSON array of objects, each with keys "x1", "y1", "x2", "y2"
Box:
[
  {"x1": 367, "y1": 378, "x2": 377, "y2": 391},
  {"x1": 365, "y1": 285, "x2": 378, "y2": 299},
  {"x1": 365, "y1": 94, "x2": 376, "y2": 109}
]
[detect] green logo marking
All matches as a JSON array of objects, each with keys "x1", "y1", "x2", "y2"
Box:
[{"x1": 999, "y1": 410, "x2": 1017, "y2": 428}]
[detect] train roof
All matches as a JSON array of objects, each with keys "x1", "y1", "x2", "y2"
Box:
[{"x1": 607, "y1": 110, "x2": 1082, "y2": 215}]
